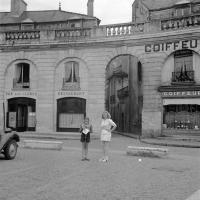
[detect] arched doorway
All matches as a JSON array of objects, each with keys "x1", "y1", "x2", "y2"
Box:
[
  {"x1": 57, "y1": 97, "x2": 86, "y2": 132},
  {"x1": 7, "y1": 98, "x2": 36, "y2": 132},
  {"x1": 106, "y1": 55, "x2": 142, "y2": 134}
]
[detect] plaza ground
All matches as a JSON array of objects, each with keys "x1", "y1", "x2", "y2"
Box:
[{"x1": 0, "y1": 134, "x2": 200, "y2": 200}]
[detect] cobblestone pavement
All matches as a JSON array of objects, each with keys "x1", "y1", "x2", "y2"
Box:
[{"x1": 0, "y1": 135, "x2": 200, "y2": 200}]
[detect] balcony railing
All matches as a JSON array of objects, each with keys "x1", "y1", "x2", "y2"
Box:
[
  {"x1": 161, "y1": 14, "x2": 200, "y2": 30},
  {"x1": 110, "y1": 95, "x2": 116, "y2": 104},
  {"x1": 55, "y1": 28, "x2": 91, "y2": 40},
  {"x1": 108, "y1": 66, "x2": 128, "y2": 80},
  {"x1": 104, "y1": 22, "x2": 144, "y2": 37},
  {"x1": 5, "y1": 30, "x2": 40, "y2": 40},
  {"x1": 62, "y1": 78, "x2": 80, "y2": 91},
  {"x1": 117, "y1": 86, "x2": 129, "y2": 99},
  {"x1": 13, "y1": 78, "x2": 30, "y2": 89},
  {"x1": 171, "y1": 70, "x2": 195, "y2": 84}
]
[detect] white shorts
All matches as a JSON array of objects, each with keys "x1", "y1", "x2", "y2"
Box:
[{"x1": 101, "y1": 130, "x2": 111, "y2": 142}]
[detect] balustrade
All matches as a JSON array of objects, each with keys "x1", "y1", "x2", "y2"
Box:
[
  {"x1": 105, "y1": 23, "x2": 144, "y2": 36},
  {"x1": 161, "y1": 14, "x2": 200, "y2": 30},
  {"x1": 62, "y1": 78, "x2": 80, "y2": 91},
  {"x1": 117, "y1": 86, "x2": 129, "y2": 99},
  {"x1": 13, "y1": 78, "x2": 30, "y2": 89},
  {"x1": 171, "y1": 70, "x2": 195, "y2": 84},
  {"x1": 55, "y1": 28, "x2": 91, "y2": 40},
  {"x1": 5, "y1": 30, "x2": 40, "y2": 40}
]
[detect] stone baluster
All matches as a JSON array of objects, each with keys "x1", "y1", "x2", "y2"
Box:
[
  {"x1": 125, "y1": 26, "x2": 130, "y2": 35},
  {"x1": 107, "y1": 27, "x2": 111, "y2": 36},
  {"x1": 112, "y1": 27, "x2": 116, "y2": 36},
  {"x1": 117, "y1": 26, "x2": 121, "y2": 35},
  {"x1": 121, "y1": 26, "x2": 125, "y2": 35}
]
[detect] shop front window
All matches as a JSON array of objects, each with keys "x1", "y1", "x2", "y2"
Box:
[
  {"x1": 163, "y1": 104, "x2": 200, "y2": 130},
  {"x1": 172, "y1": 50, "x2": 195, "y2": 84}
]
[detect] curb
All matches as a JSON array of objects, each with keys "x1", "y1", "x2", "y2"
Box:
[{"x1": 141, "y1": 140, "x2": 200, "y2": 148}]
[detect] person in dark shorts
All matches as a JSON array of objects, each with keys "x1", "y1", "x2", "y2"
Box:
[{"x1": 80, "y1": 117, "x2": 93, "y2": 161}]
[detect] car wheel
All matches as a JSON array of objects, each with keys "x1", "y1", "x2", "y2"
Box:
[{"x1": 4, "y1": 140, "x2": 18, "y2": 160}]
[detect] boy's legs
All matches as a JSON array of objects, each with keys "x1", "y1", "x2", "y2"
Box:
[{"x1": 82, "y1": 142, "x2": 86, "y2": 160}]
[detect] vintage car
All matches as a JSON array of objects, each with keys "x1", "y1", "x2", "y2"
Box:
[{"x1": 0, "y1": 128, "x2": 20, "y2": 160}]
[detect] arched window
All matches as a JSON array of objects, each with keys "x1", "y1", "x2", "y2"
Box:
[
  {"x1": 63, "y1": 61, "x2": 80, "y2": 91},
  {"x1": 172, "y1": 50, "x2": 194, "y2": 84},
  {"x1": 64, "y1": 61, "x2": 79, "y2": 83},
  {"x1": 14, "y1": 63, "x2": 30, "y2": 89}
]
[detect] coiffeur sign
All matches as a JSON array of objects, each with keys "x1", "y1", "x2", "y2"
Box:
[
  {"x1": 162, "y1": 91, "x2": 200, "y2": 98},
  {"x1": 145, "y1": 39, "x2": 198, "y2": 53}
]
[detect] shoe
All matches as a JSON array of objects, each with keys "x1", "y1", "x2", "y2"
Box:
[
  {"x1": 85, "y1": 158, "x2": 90, "y2": 161},
  {"x1": 81, "y1": 158, "x2": 86, "y2": 161},
  {"x1": 102, "y1": 159, "x2": 108, "y2": 162}
]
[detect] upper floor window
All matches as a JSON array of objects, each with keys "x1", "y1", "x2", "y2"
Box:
[
  {"x1": 65, "y1": 61, "x2": 79, "y2": 83},
  {"x1": 13, "y1": 63, "x2": 30, "y2": 89},
  {"x1": 172, "y1": 50, "x2": 194, "y2": 84},
  {"x1": 63, "y1": 61, "x2": 80, "y2": 91}
]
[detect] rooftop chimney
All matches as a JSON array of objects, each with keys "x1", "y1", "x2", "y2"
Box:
[
  {"x1": 11, "y1": 0, "x2": 27, "y2": 17},
  {"x1": 87, "y1": 0, "x2": 94, "y2": 16}
]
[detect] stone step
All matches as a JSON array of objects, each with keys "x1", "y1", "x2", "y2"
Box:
[
  {"x1": 127, "y1": 146, "x2": 168, "y2": 158},
  {"x1": 18, "y1": 132, "x2": 100, "y2": 140},
  {"x1": 22, "y1": 140, "x2": 63, "y2": 150}
]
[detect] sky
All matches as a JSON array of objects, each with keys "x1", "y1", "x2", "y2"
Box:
[{"x1": 0, "y1": 0, "x2": 135, "y2": 24}]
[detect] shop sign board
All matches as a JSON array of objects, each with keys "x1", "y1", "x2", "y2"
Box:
[
  {"x1": 5, "y1": 91, "x2": 37, "y2": 99},
  {"x1": 56, "y1": 91, "x2": 87, "y2": 99},
  {"x1": 145, "y1": 39, "x2": 198, "y2": 53},
  {"x1": 162, "y1": 91, "x2": 200, "y2": 98}
]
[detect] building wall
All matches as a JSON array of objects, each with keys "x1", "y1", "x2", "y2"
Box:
[{"x1": 1, "y1": 34, "x2": 200, "y2": 136}]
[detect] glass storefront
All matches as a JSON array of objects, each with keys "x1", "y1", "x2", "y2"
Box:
[
  {"x1": 57, "y1": 97, "x2": 86, "y2": 132},
  {"x1": 163, "y1": 104, "x2": 200, "y2": 130}
]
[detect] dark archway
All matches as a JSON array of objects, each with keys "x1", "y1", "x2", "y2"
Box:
[
  {"x1": 106, "y1": 55, "x2": 142, "y2": 134},
  {"x1": 57, "y1": 97, "x2": 86, "y2": 132},
  {"x1": 7, "y1": 97, "x2": 36, "y2": 132}
]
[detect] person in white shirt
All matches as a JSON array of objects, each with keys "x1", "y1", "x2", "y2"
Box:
[{"x1": 99, "y1": 111, "x2": 117, "y2": 162}]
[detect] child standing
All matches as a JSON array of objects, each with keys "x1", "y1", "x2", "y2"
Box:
[{"x1": 80, "y1": 117, "x2": 93, "y2": 161}]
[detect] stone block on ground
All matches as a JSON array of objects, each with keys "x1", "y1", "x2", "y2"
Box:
[
  {"x1": 127, "y1": 146, "x2": 168, "y2": 158},
  {"x1": 23, "y1": 140, "x2": 63, "y2": 150}
]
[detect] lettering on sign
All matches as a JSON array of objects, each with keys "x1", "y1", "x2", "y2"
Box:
[
  {"x1": 5, "y1": 91, "x2": 37, "y2": 98},
  {"x1": 145, "y1": 39, "x2": 198, "y2": 53},
  {"x1": 56, "y1": 91, "x2": 87, "y2": 98},
  {"x1": 162, "y1": 91, "x2": 200, "y2": 98}
]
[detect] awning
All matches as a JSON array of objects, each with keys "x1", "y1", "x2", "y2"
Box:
[{"x1": 163, "y1": 98, "x2": 200, "y2": 105}]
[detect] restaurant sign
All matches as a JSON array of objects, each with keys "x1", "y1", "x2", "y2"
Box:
[
  {"x1": 145, "y1": 39, "x2": 198, "y2": 53},
  {"x1": 56, "y1": 91, "x2": 88, "y2": 99},
  {"x1": 162, "y1": 91, "x2": 200, "y2": 98}
]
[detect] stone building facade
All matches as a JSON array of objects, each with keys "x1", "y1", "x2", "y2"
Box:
[{"x1": 0, "y1": 0, "x2": 200, "y2": 137}]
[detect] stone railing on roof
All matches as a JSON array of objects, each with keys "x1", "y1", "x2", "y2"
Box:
[
  {"x1": 161, "y1": 14, "x2": 200, "y2": 30},
  {"x1": 101, "y1": 22, "x2": 145, "y2": 36},
  {"x1": 0, "y1": 16, "x2": 200, "y2": 46},
  {"x1": 55, "y1": 28, "x2": 92, "y2": 41}
]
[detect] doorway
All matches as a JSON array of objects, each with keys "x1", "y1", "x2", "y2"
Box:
[
  {"x1": 57, "y1": 97, "x2": 86, "y2": 132},
  {"x1": 7, "y1": 98, "x2": 36, "y2": 132}
]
